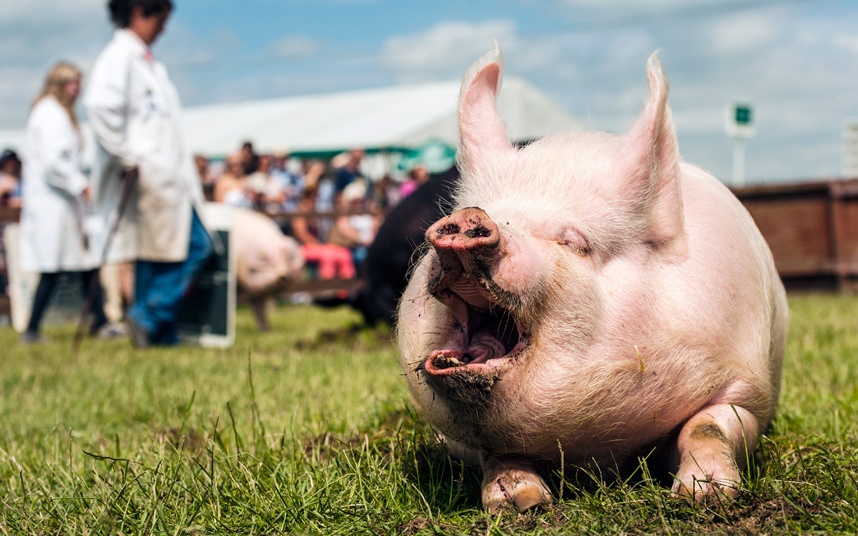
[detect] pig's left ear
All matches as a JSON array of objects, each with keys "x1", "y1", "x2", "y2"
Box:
[
  {"x1": 457, "y1": 43, "x2": 514, "y2": 172},
  {"x1": 614, "y1": 52, "x2": 686, "y2": 255}
]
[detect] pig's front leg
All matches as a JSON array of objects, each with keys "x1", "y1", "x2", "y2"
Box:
[
  {"x1": 481, "y1": 456, "x2": 552, "y2": 513},
  {"x1": 250, "y1": 297, "x2": 271, "y2": 332},
  {"x1": 671, "y1": 403, "x2": 760, "y2": 504}
]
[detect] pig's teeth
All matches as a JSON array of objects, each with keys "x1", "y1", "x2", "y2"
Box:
[{"x1": 434, "y1": 354, "x2": 466, "y2": 369}]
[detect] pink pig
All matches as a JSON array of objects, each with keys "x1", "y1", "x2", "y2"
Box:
[
  {"x1": 233, "y1": 208, "x2": 304, "y2": 331},
  {"x1": 397, "y1": 46, "x2": 788, "y2": 513}
]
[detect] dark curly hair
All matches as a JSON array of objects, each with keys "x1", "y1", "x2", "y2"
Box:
[{"x1": 107, "y1": 0, "x2": 173, "y2": 28}]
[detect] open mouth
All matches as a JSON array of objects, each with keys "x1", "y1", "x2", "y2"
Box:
[{"x1": 424, "y1": 277, "x2": 528, "y2": 376}]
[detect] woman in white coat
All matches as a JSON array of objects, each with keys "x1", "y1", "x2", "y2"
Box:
[
  {"x1": 19, "y1": 63, "x2": 119, "y2": 343},
  {"x1": 84, "y1": 0, "x2": 213, "y2": 348}
]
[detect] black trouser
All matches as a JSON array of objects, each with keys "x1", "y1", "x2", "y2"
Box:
[{"x1": 26, "y1": 270, "x2": 108, "y2": 334}]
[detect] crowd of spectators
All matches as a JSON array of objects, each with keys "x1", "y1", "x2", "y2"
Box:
[{"x1": 195, "y1": 141, "x2": 431, "y2": 280}]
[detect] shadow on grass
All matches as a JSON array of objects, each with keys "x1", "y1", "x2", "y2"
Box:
[{"x1": 293, "y1": 322, "x2": 393, "y2": 352}]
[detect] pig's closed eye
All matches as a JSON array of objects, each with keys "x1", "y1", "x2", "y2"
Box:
[{"x1": 559, "y1": 229, "x2": 590, "y2": 256}]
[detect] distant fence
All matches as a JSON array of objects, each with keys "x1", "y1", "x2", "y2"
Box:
[{"x1": 734, "y1": 178, "x2": 858, "y2": 293}]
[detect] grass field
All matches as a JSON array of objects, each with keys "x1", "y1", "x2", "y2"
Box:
[{"x1": 1, "y1": 294, "x2": 856, "y2": 534}]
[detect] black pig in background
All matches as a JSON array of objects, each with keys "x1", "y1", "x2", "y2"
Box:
[{"x1": 323, "y1": 167, "x2": 457, "y2": 326}]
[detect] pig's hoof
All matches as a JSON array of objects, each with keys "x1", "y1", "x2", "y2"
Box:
[
  {"x1": 671, "y1": 472, "x2": 740, "y2": 505},
  {"x1": 481, "y1": 461, "x2": 552, "y2": 513}
]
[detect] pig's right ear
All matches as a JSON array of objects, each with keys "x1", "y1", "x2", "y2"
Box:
[
  {"x1": 457, "y1": 44, "x2": 514, "y2": 171},
  {"x1": 613, "y1": 52, "x2": 686, "y2": 255}
]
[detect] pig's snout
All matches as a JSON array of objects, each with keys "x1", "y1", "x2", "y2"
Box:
[
  {"x1": 428, "y1": 207, "x2": 499, "y2": 253},
  {"x1": 427, "y1": 207, "x2": 501, "y2": 293}
]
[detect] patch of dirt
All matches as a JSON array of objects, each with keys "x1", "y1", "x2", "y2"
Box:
[
  {"x1": 724, "y1": 496, "x2": 823, "y2": 533},
  {"x1": 157, "y1": 427, "x2": 207, "y2": 453},
  {"x1": 625, "y1": 495, "x2": 825, "y2": 535},
  {"x1": 396, "y1": 516, "x2": 459, "y2": 535}
]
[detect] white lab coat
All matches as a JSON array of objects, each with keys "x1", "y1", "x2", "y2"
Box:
[
  {"x1": 84, "y1": 29, "x2": 210, "y2": 263},
  {"x1": 19, "y1": 96, "x2": 97, "y2": 273}
]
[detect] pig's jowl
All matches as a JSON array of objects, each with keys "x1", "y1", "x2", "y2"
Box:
[{"x1": 396, "y1": 46, "x2": 788, "y2": 513}]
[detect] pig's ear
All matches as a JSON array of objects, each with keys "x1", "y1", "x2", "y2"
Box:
[
  {"x1": 615, "y1": 52, "x2": 686, "y2": 254},
  {"x1": 458, "y1": 43, "x2": 514, "y2": 170}
]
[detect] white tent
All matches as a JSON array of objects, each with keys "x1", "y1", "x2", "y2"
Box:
[
  {"x1": 1, "y1": 77, "x2": 583, "y2": 167},
  {"x1": 180, "y1": 77, "x2": 583, "y2": 157}
]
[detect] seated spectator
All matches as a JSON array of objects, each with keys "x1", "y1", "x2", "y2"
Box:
[
  {"x1": 329, "y1": 180, "x2": 381, "y2": 267},
  {"x1": 195, "y1": 153, "x2": 217, "y2": 202},
  {"x1": 399, "y1": 163, "x2": 430, "y2": 199},
  {"x1": 291, "y1": 189, "x2": 355, "y2": 280},
  {"x1": 300, "y1": 159, "x2": 335, "y2": 238},
  {"x1": 213, "y1": 154, "x2": 253, "y2": 208},
  {"x1": 333, "y1": 148, "x2": 365, "y2": 198},
  {"x1": 240, "y1": 140, "x2": 259, "y2": 175},
  {"x1": 270, "y1": 150, "x2": 304, "y2": 212},
  {"x1": 0, "y1": 149, "x2": 23, "y2": 208},
  {"x1": 246, "y1": 154, "x2": 285, "y2": 211},
  {"x1": 372, "y1": 174, "x2": 400, "y2": 210}
]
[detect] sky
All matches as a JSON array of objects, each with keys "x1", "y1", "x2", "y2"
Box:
[{"x1": 1, "y1": 0, "x2": 856, "y2": 184}]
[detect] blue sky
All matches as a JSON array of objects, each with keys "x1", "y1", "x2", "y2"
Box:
[{"x1": 1, "y1": 0, "x2": 857, "y2": 183}]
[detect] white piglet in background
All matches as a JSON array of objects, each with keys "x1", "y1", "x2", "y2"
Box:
[
  {"x1": 233, "y1": 208, "x2": 304, "y2": 331},
  {"x1": 397, "y1": 46, "x2": 788, "y2": 512}
]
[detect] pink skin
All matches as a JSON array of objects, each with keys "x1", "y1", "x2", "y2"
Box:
[
  {"x1": 64, "y1": 79, "x2": 81, "y2": 101},
  {"x1": 397, "y1": 46, "x2": 787, "y2": 512}
]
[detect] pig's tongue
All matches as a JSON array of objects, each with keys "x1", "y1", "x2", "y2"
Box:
[
  {"x1": 428, "y1": 274, "x2": 523, "y2": 372},
  {"x1": 429, "y1": 332, "x2": 507, "y2": 371},
  {"x1": 465, "y1": 333, "x2": 506, "y2": 364}
]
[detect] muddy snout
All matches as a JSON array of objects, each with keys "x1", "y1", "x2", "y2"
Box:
[{"x1": 426, "y1": 207, "x2": 501, "y2": 293}]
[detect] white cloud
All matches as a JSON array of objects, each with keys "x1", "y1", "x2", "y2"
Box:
[
  {"x1": 708, "y1": 12, "x2": 776, "y2": 54},
  {"x1": 380, "y1": 20, "x2": 518, "y2": 82},
  {"x1": 834, "y1": 34, "x2": 858, "y2": 56}
]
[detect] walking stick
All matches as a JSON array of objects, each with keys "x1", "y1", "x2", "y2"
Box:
[{"x1": 71, "y1": 168, "x2": 137, "y2": 352}]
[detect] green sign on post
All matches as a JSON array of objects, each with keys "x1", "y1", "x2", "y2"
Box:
[{"x1": 735, "y1": 105, "x2": 752, "y2": 126}]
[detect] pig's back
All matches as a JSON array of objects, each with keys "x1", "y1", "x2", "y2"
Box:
[{"x1": 667, "y1": 164, "x2": 786, "y2": 418}]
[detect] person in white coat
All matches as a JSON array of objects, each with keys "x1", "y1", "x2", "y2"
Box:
[
  {"x1": 19, "y1": 63, "x2": 123, "y2": 343},
  {"x1": 84, "y1": 0, "x2": 214, "y2": 348}
]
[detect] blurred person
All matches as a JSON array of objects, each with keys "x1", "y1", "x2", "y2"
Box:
[
  {"x1": 307, "y1": 160, "x2": 335, "y2": 213},
  {"x1": 398, "y1": 163, "x2": 430, "y2": 199},
  {"x1": 0, "y1": 149, "x2": 22, "y2": 208},
  {"x1": 246, "y1": 154, "x2": 285, "y2": 211},
  {"x1": 301, "y1": 159, "x2": 326, "y2": 198},
  {"x1": 270, "y1": 150, "x2": 303, "y2": 212},
  {"x1": 299, "y1": 159, "x2": 335, "y2": 238},
  {"x1": 333, "y1": 148, "x2": 365, "y2": 196},
  {"x1": 19, "y1": 62, "x2": 125, "y2": 343},
  {"x1": 213, "y1": 154, "x2": 253, "y2": 207},
  {"x1": 84, "y1": 0, "x2": 215, "y2": 348},
  {"x1": 240, "y1": 140, "x2": 259, "y2": 175},
  {"x1": 0, "y1": 149, "x2": 22, "y2": 295},
  {"x1": 329, "y1": 180, "x2": 380, "y2": 268},
  {"x1": 194, "y1": 153, "x2": 216, "y2": 201},
  {"x1": 291, "y1": 189, "x2": 355, "y2": 280},
  {"x1": 372, "y1": 174, "x2": 400, "y2": 210}
]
